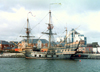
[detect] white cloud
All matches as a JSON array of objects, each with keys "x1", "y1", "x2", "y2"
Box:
[
  {"x1": 85, "y1": 11, "x2": 100, "y2": 32},
  {"x1": 0, "y1": 23, "x2": 8, "y2": 28},
  {"x1": 0, "y1": 0, "x2": 100, "y2": 45},
  {"x1": 0, "y1": 7, "x2": 28, "y2": 22}
]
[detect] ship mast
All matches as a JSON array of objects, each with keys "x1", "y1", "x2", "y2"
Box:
[
  {"x1": 42, "y1": 10, "x2": 56, "y2": 49},
  {"x1": 20, "y1": 18, "x2": 30, "y2": 47},
  {"x1": 65, "y1": 27, "x2": 67, "y2": 44},
  {"x1": 48, "y1": 10, "x2": 51, "y2": 48},
  {"x1": 26, "y1": 18, "x2": 30, "y2": 45},
  {"x1": 20, "y1": 16, "x2": 34, "y2": 47}
]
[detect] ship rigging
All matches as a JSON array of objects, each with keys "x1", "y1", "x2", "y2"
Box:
[{"x1": 19, "y1": 9, "x2": 80, "y2": 59}]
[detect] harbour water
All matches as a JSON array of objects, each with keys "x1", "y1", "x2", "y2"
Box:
[{"x1": 0, "y1": 58, "x2": 100, "y2": 72}]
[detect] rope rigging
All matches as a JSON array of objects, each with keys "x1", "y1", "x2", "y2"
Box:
[
  {"x1": 11, "y1": 12, "x2": 35, "y2": 47},
  {"x1": 13, "y1": 12, "x2": 49, "y2": 47},
  {"x1": 31, "y1": 13, "x2": 49, "y2": 30}
]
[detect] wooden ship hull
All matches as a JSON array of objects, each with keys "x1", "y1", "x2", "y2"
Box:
[{"x1": 25, "y1": 48, "x2": 76, "y2": 59}]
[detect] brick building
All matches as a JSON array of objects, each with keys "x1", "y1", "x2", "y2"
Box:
[
  {"x1": 0, "y1": 40, "x2": 10, "y2": 50},
  {"x1": 19, "y1": 39, "x2": 49, "y2": 49}
]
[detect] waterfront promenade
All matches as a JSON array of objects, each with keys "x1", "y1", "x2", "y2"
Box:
[{"x1": 0, "y1": 53, "x2": 25, "y2": 58}]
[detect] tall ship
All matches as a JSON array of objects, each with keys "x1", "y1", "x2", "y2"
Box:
[{"x1": 21, "y1": 10, "x2": 80, "y2": 59}]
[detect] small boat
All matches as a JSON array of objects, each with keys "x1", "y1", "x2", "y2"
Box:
[{"x1": 22, "y1": 10, "x2": 80, "y2": 59}]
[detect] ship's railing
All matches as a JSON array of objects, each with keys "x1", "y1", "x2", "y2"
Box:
[
  {"x1": 56, "y1": 51, "x2": 76, "y2": 55},
  {"x1": 32, "y1": 51, "x2": 47, "y2": 54}
]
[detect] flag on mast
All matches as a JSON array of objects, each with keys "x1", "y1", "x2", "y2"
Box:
[
  {"x1": 50, "y1": 3, "x2": 61, "y2": 5},
  {"x1": 28, "y1": 12, "x2": 36, "y2": 17}
]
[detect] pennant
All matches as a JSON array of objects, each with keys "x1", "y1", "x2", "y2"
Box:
[
  {"x1": 28, "y1": 12, "x2": 36, "y2": 17},
  {"x1": 50, "y1": 3, "x2": 61, "y2": 5}
]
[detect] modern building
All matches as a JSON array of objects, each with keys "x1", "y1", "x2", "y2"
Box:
[{"x1": 68, "y1": 28, "x2": 87, "y2": 45}]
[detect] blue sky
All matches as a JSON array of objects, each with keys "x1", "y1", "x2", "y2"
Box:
[{"x1": 0, "y1": 0, "x2": 100, "y2": 44}]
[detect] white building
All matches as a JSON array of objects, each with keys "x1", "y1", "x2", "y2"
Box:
[{"x1": 67, "y1": 29, "x2": 87, "y2": 45}]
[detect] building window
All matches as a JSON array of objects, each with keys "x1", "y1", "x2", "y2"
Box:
[
  {"x1": 43, "y1": 43, "x2": 45, "y2": 45},
  {"x1": 4, "y1": 46, "x2": 5, "y2": 47},
  {"x1": 37, "y1": 40, "x2": 41, "y2": 48},
  {"x1": 43, "y1": 43, "x2": 46, "y2": 47}
]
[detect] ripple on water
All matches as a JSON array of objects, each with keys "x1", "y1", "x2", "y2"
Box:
[{"x1": 0, "y1": 58, "x2": 100, "y2": 72}]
